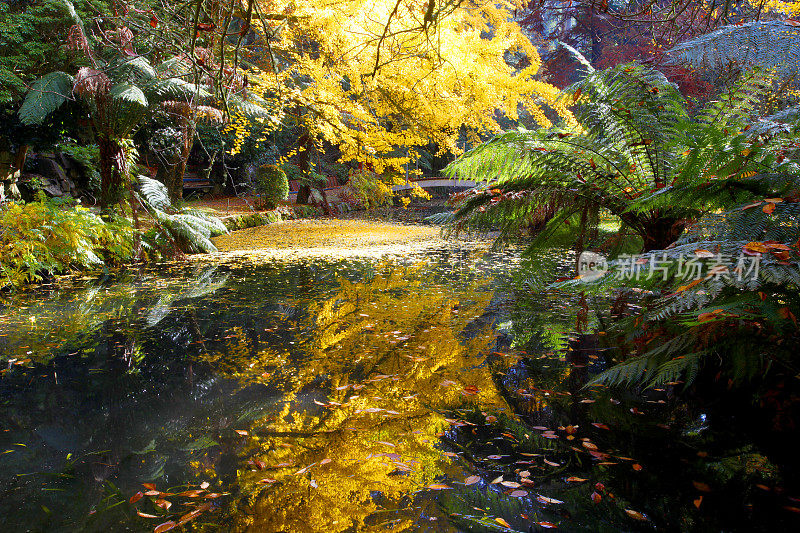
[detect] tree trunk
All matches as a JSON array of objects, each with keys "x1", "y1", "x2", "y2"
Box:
[
  {"x1": 98, "y1": 137, "x2": 126, "y2": 210},
  {"x1": 641, "y1": 217, "x2": 687, "y2": 252},
  {"x1": 168, "y1": 116, "x2": 194, "y2": 203}
]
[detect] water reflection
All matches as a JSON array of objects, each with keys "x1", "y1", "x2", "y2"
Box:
[
  {"x1": 1, "y1": 249, "x2": 798, "y2": 532},
  {"x1": 0, "y1": 248, "x2": 518, "y2": 531}
]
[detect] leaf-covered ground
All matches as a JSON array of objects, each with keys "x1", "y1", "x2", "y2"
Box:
[{"x1": 211, "y1": 219, "x2": 444, "y2": 257}]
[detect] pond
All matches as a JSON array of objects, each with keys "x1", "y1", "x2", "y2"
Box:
[{"x1": 1, "y1": 245, "x2": 798, "y2": 532}]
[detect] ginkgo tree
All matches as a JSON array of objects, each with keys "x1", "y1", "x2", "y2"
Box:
[{"x1": 225, "y1": 0, "x2": 576, "y2": 179}]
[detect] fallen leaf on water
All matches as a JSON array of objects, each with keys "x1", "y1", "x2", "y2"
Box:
[
  {"x1": 462, "y1": 385, "x2": 480, "y2": 396},
  {"x1": 142, "y1": 483, "x2": 157, "y2": 491},
  {"x1": 591, "y1": 423, "x2": 610, "y2": 430},
  {"x1": 199, "y1": 481, "x2": 210, "y2": 489},
  {"x1": 566, "y1": 476, "x2": 588, "y2": 483},
  {"x1": 144, "y1": 490, "x2": 160, "y2": 496},
  {"x1": 427, "y1": 484, "x2": 452, "y2": 490},
  {"x1": 234, "y1": 430, "x2": 248, "y2": 436},
  {"x1": 464, "y1": 475, "x2": 480, "y2": 485},
  {"x1": 137, "y1": 511, "x2": 159, "y2": 518},
  {"x1": 692, "y1": 481, "x2": 711, "y2": 492},
  {"x1": 538, "y1": 522, "x2": 558, "y2": 529},
  {"x1": 500, "y1": 481, "x2": 521, "y2": 488},
  {"x1": 632, "y1": 464, "x2": 643, "y2": 471},
  {"x1": 591, "y1": 491, "x2": 602, "y2": 503},
  {"x1": 582, "y1": 441, "x2": 598, "y2": 451},
  {"x1": 693, "y1": 496, "x2": 703, "y2": 508},
  {"x1": 257, "y1": 478, "x2": 277, "y2": 484},
  {"x1": 487, "y1": 455, "x2": 503, "y2": 460},
  {"x1": 510, "y1": 490, "x2": 528, "y2": 497},
  {"x1": 129, "y1": 491, "x2": 144, "y2": 504},
  {"x1": 491, "y1": 475, "x2": 504, "y2": 484},
  {"x1": 320, "y1": 458, "x2": 332, "y2": 465},
  {"x1": 537, "y1": 495, "x2": 564, "y2": 505},
  {"x1": 625, "y1": 509, "x2": 648, "y2": 521},
  {"x1": 544, "y1": 459, "x2": 560, "y2": 467},
  {"x1": 154, "y1": 499, "x2": 171, "y2": 511},
  {"x1": 154, "y1": 522, "x2": 177, "y2": 533},
  {"x1": 495, "y1": 517, "x2": 511, "y2": 528}
]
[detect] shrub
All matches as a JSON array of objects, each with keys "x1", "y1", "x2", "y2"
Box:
[
  {"x1": 255, "y1": 164, "x2": 289, "y2": 209},
  {"x1": 0, "y1": 194, "x2": 133, "y2": 289}
]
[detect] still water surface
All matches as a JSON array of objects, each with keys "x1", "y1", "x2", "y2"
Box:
[{"x1": 0, "y1": 245, "x2": 798, "y2": 532}]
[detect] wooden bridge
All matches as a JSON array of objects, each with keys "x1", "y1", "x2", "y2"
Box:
[{"x1": 392, "y1": 178, "x2": 478, "y2": 191}]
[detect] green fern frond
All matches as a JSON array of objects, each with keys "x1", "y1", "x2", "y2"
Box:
[
  {"x1": 18, "y1": 71, "x2": 74, "y2": 125},
  {"x1": 137, "y1": 176, "x2": 227, "y2": 254}
]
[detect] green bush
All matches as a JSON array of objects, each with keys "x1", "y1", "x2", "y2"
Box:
[{"x1": 255, "y1": 164, "x2": 289, "y2": 209}]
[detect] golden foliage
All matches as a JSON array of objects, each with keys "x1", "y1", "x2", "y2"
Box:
[{"x1": 225, "y1": 0, "x2": 576, "y2": 168}]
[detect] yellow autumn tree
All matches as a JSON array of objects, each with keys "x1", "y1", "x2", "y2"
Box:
[{"x1": 225, "y1": 0, "x2": 576, "y2": 174}]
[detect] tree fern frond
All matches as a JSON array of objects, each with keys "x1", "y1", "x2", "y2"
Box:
[
  {"x1": 137, "y1": 176, "x2": 227, "y2": 254},
  {"x1": 18, "y1": 71, "x2": 74, "y2": 125},
  {"x1": 109, "y1": 83, "x2": 148, "y2": 107},
  {"x1": 667, "y1": 20, "x2": 800, "y2": 79}
]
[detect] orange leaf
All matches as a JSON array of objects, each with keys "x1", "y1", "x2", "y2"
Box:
[
  {"x1": 591, "y1": 491, "x2": 602, "y2": 503},
  {"x1": 692, "y1": 481, "x2": 711, "y2": 492},
  {"x1": 234, "y1": 430, "x2": 248, "y2": 436},
  {"x1": 142, "y1": 483, "x2": 157, "y2": 491},
  {"x1": 538, "y1": 522, "x2": 558, "y2": 529},
  {"x1": 763, "y1": 202, "x2": 776, "y2": 214},
  {"x1": 694, "y1": 249, "x2": 714, "y2": 258},
  {"x1": 137, "y1": 511, "x2": 159, "y2": 518},
  {"x1": 427, "y1": 484, "x2": 452, "y2": 490},
  {"x1": 632, "y1": 463, "x2": 643, "y2": 471},
  {"x1": 495, "y1": 517, "x2": 511, "y2": 528},
  {"x1": 464, "y1": 475, "x2": 480, "y2": 485},
  {"x1": 566, "y1": 476, "x2": 588, "y2": 483},
  {"x1": 129, "y1": 491, "x2": 144, "y2": 504},
  {"x1": 743, "y1": 242, "x2": 769, "y2": 255},
  {"x1": 154, "y1": 522, "x2": 177, "y2": 533},
  {"x1": 625, "y1": 509, "x2": 648, "y2": 521},
  {"x1": 693, "y1": 496, "x2": 703, "y2": 508}
]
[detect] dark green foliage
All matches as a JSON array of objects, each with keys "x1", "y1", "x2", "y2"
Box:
[
  {"x1": 0, "y1": 0, "x2": 110, "y2": 105},
  {"x1": 568, "y1": 108, "x2": 800, "y2": 389},
  {"x1": 255, "y1": 164, "x2": 289, "y2": 209}
]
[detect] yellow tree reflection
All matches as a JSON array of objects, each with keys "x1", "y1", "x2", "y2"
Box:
[{"x1": 199, "y1": 262, "x2": 513, "y2": 532}]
